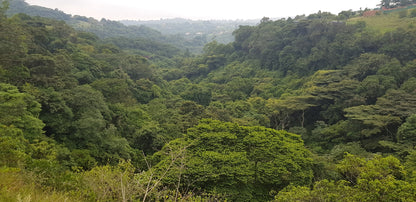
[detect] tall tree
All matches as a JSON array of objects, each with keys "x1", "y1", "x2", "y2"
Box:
[{"x1": 151, "y1": 120, "x2": 313, "y2": 201}]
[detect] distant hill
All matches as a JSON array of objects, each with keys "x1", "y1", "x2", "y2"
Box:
[
  {"x1": 6, "y1": 0, "x2": 260, "y2": 54},
  {"x1": 5, "y1": 0, "x2": 191, "y2": 53},
  {"x1": 120, "y1": 18, "x2": 259, "y2": 44},
  {"x1": 7, "y1": 0, "x2": 161, "y2": 40},
  {"x1": 6, "y1": 0, "x2": 72, "y2": 21}
]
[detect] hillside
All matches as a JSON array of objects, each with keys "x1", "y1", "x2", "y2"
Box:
[
  {"x1": 349, "y1": 7, "x2": 416, "y2": 33},
  {"x1": 6, "y1": 0, "x2": 199, "y2": 54},
  {"x1": 1, "y1": 0, "x2": 416, "y2": 201},
  {"x1": 121, "y1": 18, "x2": 259, "y2": 44},
  {"x1": 7, "y1": 0, "x2": 257, "y2": 53}
]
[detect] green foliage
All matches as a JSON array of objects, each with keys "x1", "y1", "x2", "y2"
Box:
[
  {"x1": 180, "y1": 83, "x2": 212, "y2": 106},
  {"x1": 397, "y1": 114, "x2": 416, "y2": 144},
  {"x1": 37, "y1": 87, "x2": 73, "y2": 137},
  {"x1": 381, "y1": 28, "x2": 416, "y2": 63},
  {"x1": 345, "y1": 53, "x2": 390, "y2": 81},
  {"x1": 82, "y1": 160, "x2": 137, "y2": 201},
  {"x1": 0, "y1": 167, "x2": 79, "y2": 202},
  {"x1": 0, "y1": 83, "x2": 44, "y2": 140},
  {"x1": 401, "y1": 77, "x2": 416, "y2": 93},
  {"x1": 358, "y1": 75, "x2": 397, "y2": 104},
  {"x1": 119, "y1": 55, "x2": 153, "y2": 80},
  {"x1": 1, "y1": 3, "x2": 416, "y2": 200},
  {"x1": 223, "y1": 77, "x2": 254, "y2": 100},
  {"x1": 0, "y1": 125, "x2": 30, "y2": 167},
  {"x1": 0, "y1": 8, "x2": 29, "y2": 85},
  {"x1": 399, "y1": 10, "x2": 408, "y2": 18},
  {"x1": 91, "y1": 78, "x2": 136, "y2": 104},
  {"x1": 405, "y1": 149, "x2": 416, "y2": 182},
  {"x1": 344, "y1": 105, "x2": 402, "y2": 137},
  {"x1": 151, "y1": 120, "x2": 313, "y2": 201},
  {"x1": 276, "y1": 154, "x2": 416, "y2": 201}
]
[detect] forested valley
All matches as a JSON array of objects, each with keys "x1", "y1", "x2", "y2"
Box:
[{"x1": 1, "y1": 0, "x2": 416, "y2": 201}]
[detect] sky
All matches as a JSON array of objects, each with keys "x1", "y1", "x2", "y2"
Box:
[{"x1": 25, "y1": 0, "x2": 381, "y2": 21}]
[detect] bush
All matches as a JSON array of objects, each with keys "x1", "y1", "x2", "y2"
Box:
[
  {"x1": 399, "y1": 10, "x2": 408, "y2": 18},
  {"x1": 410, "y1": 9, "x2": 416, "y2": 18}
]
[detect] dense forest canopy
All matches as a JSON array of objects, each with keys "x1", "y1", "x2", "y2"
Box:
[{"x1": 1, "y1": 0, "x2": 416, "y2": 201}]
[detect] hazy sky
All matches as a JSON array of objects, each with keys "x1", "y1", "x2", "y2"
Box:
[{"x1": 25, "y1": 0, "x2": 381, "y2": 20}]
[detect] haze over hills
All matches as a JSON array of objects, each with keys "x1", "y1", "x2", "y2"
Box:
[
  {"x1": 7, "y1": 0, "x2": 260, "y2": 53},
  {"x1": 121, "y1": 18, "x2": 259, "y2": 44},
  {"x1": 24, "y1": 0, "x2": 381, "y2": 21}
]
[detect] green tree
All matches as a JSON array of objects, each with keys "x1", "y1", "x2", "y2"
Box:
[
  {"x1": 223, "y1": 77, "x2": 254, "y2": 100},
  {"x1": 0, "y1": 83, "x2": 44, "y2": 140},
  {"x1": 37, "y1": 87, "x2": 73, "y2": 138},
  {"x1": 120, "y1": 55, "x2": 153, "y2": 81},
  {"x1": 344, "y1": 89, "x2": 416, "y2": 142},
  {"x1": 345, "y1": 53, "x2": 390, "y2": 81},
  {"x1": 381, "y1": 28, "x2": 416, "y2": 64},
  {"x1": 276, "y1": 154, "x2": 416, "y2": 201},
  {"x1": 151, "y1": 119, "x2": 313, "y2": 201},
  {"x1": 397, "y1": 114, "x2": 416, "y2": 144},
  {"x1": 82, "y1": 160, "x2": 137, "y2": 201},
  {"x1": 267, "y1": 95, "x2": 317, "y2": 130},
  {"x1": 63, "y1": 85, "x2": 134, "y2": 165},
  {"x1": 405, "y1": 149, "x2": 416, "y2": 182},
  {"x1": 91, "y1": 78, "x2": 136, "y2": 104},
  {"x1": 0, "y1": 83, "x2": 64, "y2": 171},
  {"x1": 0, "y1": 125, "x2": 31, "y2": 167},
  {"x1": 180, "y1": 83, "x2": 212, "y2": 106},
  {"x1": 344, "y1": 104, "x2": 402, "y2": 138},
  {"x1": 0, "y1": 2, "x2": 29, "y2": 85},
  {"x1": 109, "y1": 103, "x2": 162, "y2": 155},
  {"x1": 358, "y1": 75, "x2": 397, "y2": 104}
]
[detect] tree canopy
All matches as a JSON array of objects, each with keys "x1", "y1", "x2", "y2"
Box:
[{"x1": 1, "y1": 1, "x2": 416, "y2": 201}]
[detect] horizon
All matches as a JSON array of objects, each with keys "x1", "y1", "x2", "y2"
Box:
[{"x1": 24, "y1": 0, "x2": 381, "y2": 21}]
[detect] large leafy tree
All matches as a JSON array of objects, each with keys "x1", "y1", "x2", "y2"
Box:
[{"x1": 150, "y1": 119, "x2": 313, "y2": 201}]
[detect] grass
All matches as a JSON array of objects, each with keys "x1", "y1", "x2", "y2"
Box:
[
  {"x1": 348, "y1": 8, "x2": 416, "y2": 34},
  {"x1": 0, "y1": 167, "x2": 78, "y2": 202}
]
